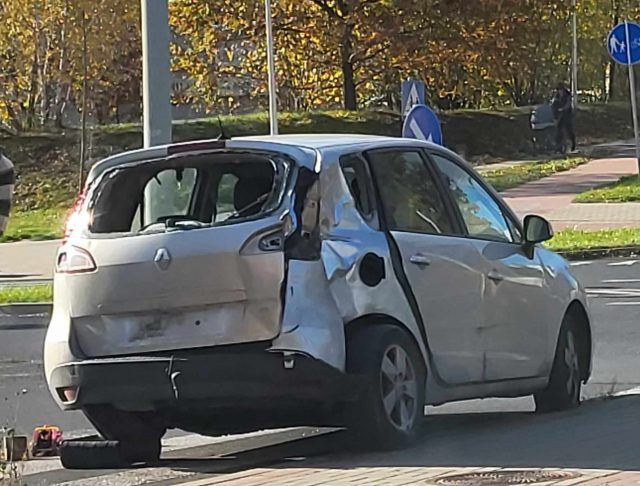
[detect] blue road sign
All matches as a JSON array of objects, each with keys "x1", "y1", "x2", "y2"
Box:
[
  {"x1": 608, "y1": 22, "x2": 640, "y2": 65},
  {"x1": 401, "y1": 79, "x2": 426, "y2": 117},
  {"x1": 402, "y1": 104, "x2": 443, "y2": 145}
]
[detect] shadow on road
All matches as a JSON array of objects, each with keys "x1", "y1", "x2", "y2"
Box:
[
  {"x1": 20, "y1": 395, "x2": 640, "y2": 485},
  {"x1": 161, "y1": 395, "x2": 640, "y2": 475},
  {"x1": 288, "y1": 394, "x2": 640, "y2": 473}
]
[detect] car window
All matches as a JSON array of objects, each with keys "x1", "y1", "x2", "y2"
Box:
[
  {"x1": 431, "y1": 153, "x2": 513, "y2": 243},
  {"x1": 89, "y1": 155, "x2": 286, "y2": 234},
  {"x1": 215, "y1": 173, "x2": 239, "y2": 221},
  {"x1": 340, "y1": 154, "x2": 373, "y2": 218},
  {"x1": 143, "y1": 168, "x2": 198, "y2": 226},
  {"x1": 368, "y1": 150, "x2": 453, "y2": 235}
]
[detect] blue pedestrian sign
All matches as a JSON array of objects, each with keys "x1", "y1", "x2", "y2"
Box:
[
  {"x1": 402, "y1": 104, "x2": 443, "y2": 145},
  {"x1": 608, "y1": 22, "x2": 640, "y2": 65},
  {"x1": 401, "y1": 79, "x2": 426, "y2": 117}
]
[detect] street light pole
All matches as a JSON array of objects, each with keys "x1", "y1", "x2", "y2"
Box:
[
  {"x1": 141, "y1": 0, "x2": 172, "y2": 147},
  {"x1": 571, "y1": 0, "x2": 578, "y2": 109},
  {"x1": 265, "y1": 0, "x2": 279, "y2": 135}
]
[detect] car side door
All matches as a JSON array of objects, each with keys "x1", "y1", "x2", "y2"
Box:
[
  {"x1": 429, "y1": 151, "x2": 551, "y2": 381},
  {"x1": 366, "y1": 148, "x2": 486, "y2": 385}
]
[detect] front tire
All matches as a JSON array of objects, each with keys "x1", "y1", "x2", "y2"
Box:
[
  {"x1": 346, "y1": 325, "x2": 425, "y2": 450},
  {"x1": 535, "y1": 316, "x2": 581, "y2": 413}
]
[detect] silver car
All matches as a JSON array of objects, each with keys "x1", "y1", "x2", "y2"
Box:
[{"x1": 45, "y1": 135, "x2": 592, "y2": 465}]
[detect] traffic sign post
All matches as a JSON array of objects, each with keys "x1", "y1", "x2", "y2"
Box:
[
  {"x1": 401, "y1": 79, "x2": 426, "y2": 117},
  {"x1": 608, "y1": 21, "x2": 640, "y2": 175},
  {"x1": 402, "y1": 104, "x2": 443, "y2": 145}
]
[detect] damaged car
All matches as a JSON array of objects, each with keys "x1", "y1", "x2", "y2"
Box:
[{"x1": 44, "y1": 134, "x2": 592, "y2": 467}]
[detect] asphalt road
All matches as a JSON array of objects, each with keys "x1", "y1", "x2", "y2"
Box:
[{"x1": 2, "y1": 257, "x2": 640, "y2": 484}]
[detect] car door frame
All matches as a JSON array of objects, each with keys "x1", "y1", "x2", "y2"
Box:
[
  {"x1": 423, "y1": 148, "x2": 552, "y2": 381},
  {"x1": 360, "y1": 145, "x2": 492, "y2": 386},
  {"x1": 422, "y1": 148, "x2": 525, "y2": 244}
]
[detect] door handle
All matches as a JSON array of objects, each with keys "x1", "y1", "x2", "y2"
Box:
[
  {"x1": 410, "y1": 254, "x2": 431, "y2": 267},
  {"x1": 487, "y1": 270, "x2": 504, "y2": 283}
]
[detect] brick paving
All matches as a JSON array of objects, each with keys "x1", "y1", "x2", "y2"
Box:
[
  {"x1": 171, "y1": 465, "x2": 638, "y2": 485},
  {"x1": 501, "y1": 157, "x2": 640, "y2": 230}
]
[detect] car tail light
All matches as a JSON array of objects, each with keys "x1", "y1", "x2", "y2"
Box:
[
  {"x1": 56, "y1": 246, "x2": 96, "y2": 274},
  {"x1": 63, "y1": 187, "x2": 90, "y2": 242}
]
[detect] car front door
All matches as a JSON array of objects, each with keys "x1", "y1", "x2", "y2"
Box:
[
  {"x1": 430, "y1": 152, "x2": 550, "y2": 381},
  {"x1": 366, "y1": 148, "x2": 486, "y2": 385}
]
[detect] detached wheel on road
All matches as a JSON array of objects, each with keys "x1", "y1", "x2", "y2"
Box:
[
  {"x1": 535, "y1": 316, "x2": 582, "y2": 413},
  {"x1": 347, "y1": 325, "x2": 425, "y2": 450},
  {"x1": 77, "y1": 406, "x2": 164, "y2": 468},
  {"x1": 60, "y1": 440, "x2": 127, "y2": 470}
]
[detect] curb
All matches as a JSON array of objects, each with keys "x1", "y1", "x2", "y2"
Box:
[
  {"x1": 0, "y1": 302, "x2": 52, "y2": 317},
  {"x1": 557, "y1": 245, "x2": 640, "y2": 261}
]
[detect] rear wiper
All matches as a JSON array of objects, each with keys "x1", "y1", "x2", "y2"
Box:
[
  {"x1": 165, "y1": 218, "x2": 207, "y2": 230},
  {"x1": 223, "y1": 193, "x2": 270, "y2": 221},
  {"x1": 139, "y1": 218, "x2": 206, "y2": 233}
]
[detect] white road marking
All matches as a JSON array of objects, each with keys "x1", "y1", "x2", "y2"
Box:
[
  {"x1": 570, "y1": 261, "x2": 593, "y2": 266},
  {"x1": 608, "y1": 260, "x2": 640, "y2": 267},
  {"x1": 607, "y1": 301, "x2": 640, "y2": 306},
  {"x1": 587, "y1": 288, "x2": 640, "y2": 297},
  {"x1": 602, "y1": 279, "x2": 640, "y2": 284},
  {"x1": 614, "y1": 386, "x2": 640, "y2": 397}
]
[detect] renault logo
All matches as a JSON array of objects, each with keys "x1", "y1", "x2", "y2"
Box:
[{"x1": 154, "y1": 248, "x2": 172, "y2": 271}]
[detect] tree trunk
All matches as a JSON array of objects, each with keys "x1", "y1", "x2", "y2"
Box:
[
  {"x1": 340, "y1": 23, "x2": 357, "y2": 111},
  {"x1": 39, "y1": 35, "x2": 51, "y2": 127},
  {"x1": 610, "y1": 0, "x2": 620, "y2": 101},
  {"x1": 80, "y1": 10, "x2": 89, "y2": 190},
  {"x1": 54, "y1": 0, "x2": 70, "y2": 128},
  {"x1": 26, "y1": 3, "x2": 41, "y2": 130}
]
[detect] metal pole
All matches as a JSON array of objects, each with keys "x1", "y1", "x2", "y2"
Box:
[
  {"x1": 625, "y1": 21, "x2": 640, "y2": 175},
  {"x1": 141, "y1": 0, "x2": 172, "y2": 147},
  {"x1": 571, "y1": 0, "x2": 578, "y2": 109},
  {"x1": 265, "y1": 0, "x2": 278, "y2": 135}
]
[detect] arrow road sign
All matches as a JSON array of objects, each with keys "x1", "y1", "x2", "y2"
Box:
[
  {"x1": 401, "y1": 79, "x2": 426, "y2": 117},
  {"x1": 402, "y1": 104, "x2": 443, "y2": 145}
]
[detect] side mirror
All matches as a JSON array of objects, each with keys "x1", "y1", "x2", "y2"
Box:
[{"x1": 523, "y1": 215, "x2": 554, "y2": 244}]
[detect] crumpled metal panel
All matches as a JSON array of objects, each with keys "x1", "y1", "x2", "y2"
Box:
[
  {"x1": 272, "y1": 259, "x2": 346, "y2": 370},
  {"x1": 73, "y1": 302, "x2": 282, "y2": 357},
  {"x1": 319, "y1": 159, "x2": 422, "y2": 337},
  {"x1": 271, "y1": 152, "x2": 428, "y2": 371}
]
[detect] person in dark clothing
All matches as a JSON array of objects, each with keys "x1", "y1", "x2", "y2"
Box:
[
  {"x1": 551, "y1": 82, "x2": 576, "y2": 153},
  {"x1": 0, "y1": 154, "x2": 14, "y2": 237}
]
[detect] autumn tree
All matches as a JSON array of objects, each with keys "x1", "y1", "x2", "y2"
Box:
[{"x1": 0, "y1": 0, "x2": 140, "y2": 131}]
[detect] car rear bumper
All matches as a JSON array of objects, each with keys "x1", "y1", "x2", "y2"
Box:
[{"x1": 48, "y1": 346, "x2": 353, "y2": 413}]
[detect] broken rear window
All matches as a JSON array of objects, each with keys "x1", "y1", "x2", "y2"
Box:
[{"x1": 88, "y1": 152, "x2": 289, "y2": 235}]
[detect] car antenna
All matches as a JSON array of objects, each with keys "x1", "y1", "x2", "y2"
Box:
[{"x1": 216, "y1": 116, "x2": 230, "y2": 141}]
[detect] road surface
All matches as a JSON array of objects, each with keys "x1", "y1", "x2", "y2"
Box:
[{"x1": 2, "y1": 257, "x2": 640, "y2": 484}]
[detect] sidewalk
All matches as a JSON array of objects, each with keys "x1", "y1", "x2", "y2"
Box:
[
  {"x1": 502, "y1": 157, "x2": 640, "y2": 230},
  {"x1": 0, "y1": 239, "x2": 58, "y2": 280}
]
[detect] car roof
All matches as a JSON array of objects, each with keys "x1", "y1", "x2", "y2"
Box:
[
  {"x1": 87, "y1": 134, "x2": 455, "y2": 182},
  {"x1": 234, "y1": 134, "x2": 401, "y2": 149}
]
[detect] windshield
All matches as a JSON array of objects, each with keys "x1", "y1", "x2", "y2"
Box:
[{"x1": 87, "y1": 152, "x2": 288, "y2": 235}]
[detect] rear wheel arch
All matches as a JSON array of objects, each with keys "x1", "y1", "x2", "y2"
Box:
[
  {"x1": 344, "y1": 314, "x2": 427, "y2": 375},
  {"x1": 565, "y1": 300, "x2": 592, "y2": 381}
]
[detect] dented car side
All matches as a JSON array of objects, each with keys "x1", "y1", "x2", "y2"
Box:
[
  {"x1": 45, "y1": 138, "x2": 424, "y2": 428},
  {"x1": 44, "y1": 135, "x2": 592, "y2": 456}
]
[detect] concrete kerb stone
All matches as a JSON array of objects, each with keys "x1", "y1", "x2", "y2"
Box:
[{"x1": 0, "y1": 302, "x2": 52, "y2": 317}]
